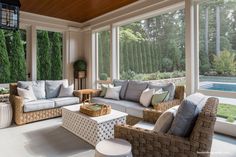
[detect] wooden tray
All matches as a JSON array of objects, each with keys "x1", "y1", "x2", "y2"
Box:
[{"x1": 80, "y1": 102, "x2": 111, "y2": 117}]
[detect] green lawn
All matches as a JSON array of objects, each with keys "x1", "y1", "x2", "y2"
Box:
[{"x1": 217, "y1": 104, "x2": 236, "y2": 123}]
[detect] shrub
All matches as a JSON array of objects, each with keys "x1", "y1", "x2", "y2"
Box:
[
  {"x1": 99, "y1": 73, "x2": 108, "y2": 80},
  {"x1": 120, "y1": 70, "x2": 136, "y2": 80},
  {"x1": 213, "y1": 50, "x2": 236, "y2": 75},
  {"x1": 162, "y1": 58, "x2": 173, "y2": 72},
  {"x1": 73, "y1": 60, "x2": 87, "y2": 71}
]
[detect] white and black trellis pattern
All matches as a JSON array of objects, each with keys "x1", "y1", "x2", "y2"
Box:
[{"x1": 62, "y1": 106, "x2": 127, "y2": 146}]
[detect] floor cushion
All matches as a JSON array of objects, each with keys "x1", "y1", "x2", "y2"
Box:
[{"x1": 24, "y1": 99, "x2": 55, "y2": 112}]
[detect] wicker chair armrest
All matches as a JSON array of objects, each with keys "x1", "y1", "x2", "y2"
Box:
[
  {"x1": 143, "y1": 109, "x2": 162, "y2": 123},
  {"x1": 10, "y1": 95, "x2": 24, "y2": 113},
  {"x1": 153, "y1": 99, "x2": 181, "y2": 111},
  {"x1": 174, "y1": 85, "x2": 185, "y2": 101},
  {"x1": 114, "y1": 124, "x2": 190, "y2": 156},
  {"x1": 189, "y1": 97, "x2": 219, "y2": 153}
]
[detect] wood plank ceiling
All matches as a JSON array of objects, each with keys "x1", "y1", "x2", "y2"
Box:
[{"x1": 20, "y1": 0, "x2": 138, "y2": 23}]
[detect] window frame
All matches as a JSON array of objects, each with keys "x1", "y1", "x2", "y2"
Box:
[
  {"x1": 92, "y1": 26, "x2": 113, "y2": 87},
  {"x1": 193, "y1": 0, "x2": 236, "y2": 99}
]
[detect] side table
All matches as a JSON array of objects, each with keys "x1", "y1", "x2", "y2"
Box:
[
  {"x1": 76, "y1": 89, "x2": 99, "y2": 102},
  {"x1": 95, "y1": 138, "x2": 132, "y2": 157},
  {"x1": 0, "y1": 102, "x2": 12, "y2": 128}
]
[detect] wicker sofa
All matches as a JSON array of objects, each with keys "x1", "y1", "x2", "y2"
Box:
[
  {"x1": 9, "y1": 80, "x2": 80, "y2": 125},
  {"x1": 114, "y1": 96, "x2": 219, "y2": 157},
  {"x1": 92, "y1": 80, "x2": 185, "y2": 125}
]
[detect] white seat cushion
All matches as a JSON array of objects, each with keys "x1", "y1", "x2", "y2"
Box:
[
  {"x1": 92, "y1": 97, "x2": 147, "y2": 118},
  {"x1": 24, "y1": 100, "x2": 55, "y2": 112},
  {"x1": 51, "y1": 97, "x2": 80, "y2": 107},
  {"x1": 134, "y1": 121, "x2": 155, "y2": 130}
]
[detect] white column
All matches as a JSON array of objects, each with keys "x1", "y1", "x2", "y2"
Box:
[
  {"x1": 185, "y1": 0, "x2": 195, "y2": 95},
  {"x1": 29, "y1": 25, "x2": 37, "y2": 81},
  {"x1": 92, "y1": 32, "x2": 98, "y2": 89},
  {"x1": 194, "y1": 2, "x2": 199, "y2": 92},
  {"x1": 111, "y1": 25, "x2": 119, "y2": 80}
]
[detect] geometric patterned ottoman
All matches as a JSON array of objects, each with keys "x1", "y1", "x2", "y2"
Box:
[{"x1": 62, "y1": 104, "x2": 127, "y2": 146}]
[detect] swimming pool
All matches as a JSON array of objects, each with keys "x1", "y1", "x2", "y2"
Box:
[{"x1": 201, "y1": 83, "x2": 236, "y2": 92}]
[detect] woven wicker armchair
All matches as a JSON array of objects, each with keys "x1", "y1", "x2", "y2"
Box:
[
  {"x1": 9, "y1": 83, "x2": 80, "y2": 125},
  {"x1": 115, "y1": 97, "x2": 219, "y2": 157}
]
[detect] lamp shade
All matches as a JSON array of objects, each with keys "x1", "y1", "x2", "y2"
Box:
[{"x1": 0, "y1": 0, "x2": 21, "y2": 30}]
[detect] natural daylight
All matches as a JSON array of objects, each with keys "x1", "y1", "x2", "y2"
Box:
[{"x1": 0, "y1": 0, "x2": 236, "y2": 157}]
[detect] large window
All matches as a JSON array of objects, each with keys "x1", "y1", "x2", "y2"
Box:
[
  {"x1": 97, "y1": 30, "x2": 111, "y2": 81},
  {"x1": 0, "y1": 29, "x2": 27, "y2": 83},
  {"x1": 199, "y1": 0, "x2": 236, "y2": 92},
  {"x1": 198, "y1": 0, "x2": 236, "y2": 124},
  {"x1": 119, "y1": 9, "x2": 185, "y2": 84},
  {"x1": 37, "y1": 30, "x2": 63, "y2": 80}
]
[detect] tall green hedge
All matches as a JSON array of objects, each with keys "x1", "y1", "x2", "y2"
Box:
[
  {"x1": 0, "y1": 30, "x2": 10, "y2": 83},
  {"x1": 37, "y1": 31, "x2": 51, "y2": 80},
  {"x1": 9, "y1": 31, "x2": 26, "y2": 82},
  {"x1": 51, "y1": 32, "x2": 62, "y2": 80}
]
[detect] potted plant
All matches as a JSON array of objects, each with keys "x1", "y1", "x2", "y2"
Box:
[{"x1": 73, "y1": 59, "x2": 87, "y2": 78}]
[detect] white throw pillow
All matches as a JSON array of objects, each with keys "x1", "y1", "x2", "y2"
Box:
[
  {"x1": 17, "y1": 86, "x2": 37, "y2": 102},
  {"x1": 58, "y1": 84, "x2": 74, "y2": 97},
  {"x1": 105, "y1": 86, "x2": 121, "y2": 100},
  {"x1": 139, "y1": 88, "x2": 155, "y2": 107},
  {"x1": 153, "y1": 105, "x2": 179, "y2": 133}
]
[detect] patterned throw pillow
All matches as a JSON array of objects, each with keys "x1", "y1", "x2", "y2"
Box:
[
  {"x1": 100, "y1": 84, "x2": 113, "y2": 97},
  {"x1": 151, "y1": 89, "x2": 169, "y2": 106}
]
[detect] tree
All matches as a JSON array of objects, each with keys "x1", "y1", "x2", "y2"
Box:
[
  {"x1": 213, "y1": 50, "x2": 236, "y2": 75},
  {"x1": 51, "y1": 32, "x2": 62, "y2": 80},
  {"x1": 8, "y1": 31, "x2": 26, "y2": 82},
  {"x1": 0, "y1": 30, "x2": 10, "y2": 83},
  {"x1": 37, "y1": 31, "x2": 51, "y2": 80}
]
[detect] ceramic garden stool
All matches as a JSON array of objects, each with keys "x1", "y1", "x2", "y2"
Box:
[
  {"x1": 0, "y1": 103, "x2": 12, "y2": 128},
  {"x1": 95, "y1": 138, "x2": 132, "y2": 157}
]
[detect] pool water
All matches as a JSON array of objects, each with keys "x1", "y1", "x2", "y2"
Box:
[{"x1": 201, "y1": 83, "x2": 236, "y2": 92}]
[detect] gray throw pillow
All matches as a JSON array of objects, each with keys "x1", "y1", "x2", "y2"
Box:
[
  {"x1": 105, "y1": 86, "x2": 122, "y2": 100},
  {"x1": 125, "y1": 80, "x2": 148, "y2": 102},
  {"x1": 58, "y1": 84, "x2": 74, "y2": 97},
  {"x1": 168, "y1": 93, "x2": 207, "y2": 137},
  {"x1": 46, "y1": 80, "x2": 68, "y2": 98},
  {"x1": 149, "y1": 82, "x2": 176, "y2": 100},
  {"x1": 113, "y1": 79, "x2": 129, "y2": 99},
  {"x1": 17, "y1": 81, "x2": 46, "y2": 99}
]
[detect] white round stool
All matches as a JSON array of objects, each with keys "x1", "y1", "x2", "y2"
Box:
[
  {"x1": 0, "y1": 103, "x2": 12, "y2": 128},
  {"x1": 95, "y1": 138, "x2": 132, "y2": 157}
]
